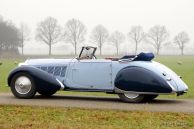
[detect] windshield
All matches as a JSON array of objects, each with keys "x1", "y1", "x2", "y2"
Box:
[{"x1": 78, "y1": 46, "x2": 97, "y2": 59}]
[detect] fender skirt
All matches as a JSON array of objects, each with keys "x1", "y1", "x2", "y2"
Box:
[
  {"x1": 114, "y1": 66, "x2": 173, "y2": 94},
  {"x1": 8, "y1": 66, "x2": 63, "y2": 92}
]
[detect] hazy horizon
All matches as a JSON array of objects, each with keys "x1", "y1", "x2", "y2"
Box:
[{"x1": 0, "y1": 0, "x2": 194, "y2": 55}]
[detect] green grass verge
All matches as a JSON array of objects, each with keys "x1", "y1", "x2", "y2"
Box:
[
  {"x1": 154, "y1": 56, "x2": 194, "y2": 99},
  {"x1": 0, "y1": 56, "x2": 194, "y2": 98},
  {"x1": 0, "y1": 105, "x2": 193, "y2": 129},
  {"x1": 0, "y1": 59, "x2": 20, "y2": 87}
]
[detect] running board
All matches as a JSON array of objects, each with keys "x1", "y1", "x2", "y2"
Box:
[{"x1": 63, "y1": 87, "x2": 113, "y2": 93}]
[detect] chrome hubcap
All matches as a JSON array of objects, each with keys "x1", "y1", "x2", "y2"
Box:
[
  {"x1": 124, "y1": 93, "x2": 139, "y2": 99},
  {"x1": 15, "y1": 76, "x2": 32, "y2": 94}
]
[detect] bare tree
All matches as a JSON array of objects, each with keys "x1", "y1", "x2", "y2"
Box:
[
  {"x1": 147, "y1": 25, "x2": 169, "y2": 55},
  {"x1": 36, "y1": 17, "x2": 62, "y2": 56},
  {"x1": 174, "y1": 31, "x2": 189, "y2": 55},
  {"x1": 64, "y1": 19, "x2": 86, "y2": 55},
  {"x1": 0, "y1": 19, "x2": 20, "y2": 54},
  {"x1": 18, "y1": 23, "x2": 30, "y2": 56},
  {"x1": 109, "y1": 31, "x2": 125, "y2": 55},
  {"x1": 90, "y1": 25, "x2": 109, "y2": 55},
  {"x1": 128, "y1": 26, "x2": 145, "y2": 54}
]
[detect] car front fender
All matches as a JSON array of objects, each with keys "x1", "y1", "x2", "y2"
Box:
[{"x1": 8, "y1": 66, "x2": 64, "y2": 92}]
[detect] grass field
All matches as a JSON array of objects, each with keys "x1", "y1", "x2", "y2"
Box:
[
  {"x1": 0, "y1": 105, "x2": 193, "y2": 129},
  {"x1": 154, "y1": 56, "x2": 194, "y2": 98},
  {"x1": 0, "y1": 56, "x2": 194, "y2": 98},
  {"x1": 0, "y1": 57, "x2": 193, "y2": 128}
]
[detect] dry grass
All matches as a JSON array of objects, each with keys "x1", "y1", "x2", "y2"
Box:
[{"x1": 0, "y1": 105, "x2": 193, "y2": 129}]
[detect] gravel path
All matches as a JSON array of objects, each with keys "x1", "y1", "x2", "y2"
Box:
[{"x1": 0, "y1": 93, "x2": 193, "y2": 113}]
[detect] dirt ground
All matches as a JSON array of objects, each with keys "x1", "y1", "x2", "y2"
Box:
[{"x1": 0, "y1": 93, "x2": 193, "y2": 113}]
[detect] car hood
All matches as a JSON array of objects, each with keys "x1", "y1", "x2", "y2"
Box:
[{"x1": 23, "y1": 58, "x2": 75, "y2": 66}]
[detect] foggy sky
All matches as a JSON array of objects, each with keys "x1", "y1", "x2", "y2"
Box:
[{"x1": 0, "y1": 0, "x2": 194, "y2": 55}]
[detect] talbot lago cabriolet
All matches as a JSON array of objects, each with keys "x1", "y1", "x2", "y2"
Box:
[{"x1": 7, "y1": 46, "x2": 188, "y2": 103}]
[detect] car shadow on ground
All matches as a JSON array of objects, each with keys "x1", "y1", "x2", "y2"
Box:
[{"x1": 33, "y1": 94, "x2": 184, "y2": 104}]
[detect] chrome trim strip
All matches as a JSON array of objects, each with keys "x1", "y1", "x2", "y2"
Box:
[
  {"x1": 114, "y1": 87, "x2": 176, "y2": 95},
  {"x1": 166, "y1": 81, "x2": 176, "y2": 92},
  {"x1": 56, "y1": 79, "x2": 65, "y2": 90},
  {"x1": 18, "y1": 62, "x2": 28, "y2": 67}
]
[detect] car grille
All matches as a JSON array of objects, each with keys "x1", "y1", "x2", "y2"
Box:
[{"x1": 36, "y1": 66, "x2": 67, "y2": 77}]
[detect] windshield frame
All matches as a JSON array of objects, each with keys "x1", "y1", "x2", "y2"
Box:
[{"x1": 78, "y1": 46, "x2": 97, "y2": 60}]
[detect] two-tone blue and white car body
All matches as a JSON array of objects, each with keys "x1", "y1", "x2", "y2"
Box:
[{"x1": 7, "y1": 46, "x2": 188, "y2": 103}]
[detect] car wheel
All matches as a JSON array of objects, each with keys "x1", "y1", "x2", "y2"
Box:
[
  {"x1": 10, "y1": 72, "x2": 36, "y2": 99},
  {"x1": 143, "y1": 95, "x2": 158, "y2": 102},
  {"x1": 118, "y1": 93, "x2": 145, "y2": 103},
  {"x1": 38, "y1": 90, "x2": 57, "y2": 97}
]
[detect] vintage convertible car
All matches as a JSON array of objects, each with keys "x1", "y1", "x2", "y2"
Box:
[{"x1": 7, "y1": 46, "x2": 188, "y2": 103}]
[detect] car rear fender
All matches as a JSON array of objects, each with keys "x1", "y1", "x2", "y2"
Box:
[{"x1": 114, "y1": 66, "x2": 173, "y2": 94}]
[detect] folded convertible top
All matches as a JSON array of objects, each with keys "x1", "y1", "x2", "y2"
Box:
[
  {"x1": 120, "y1": 52, "x2": 154, "y2": 61},
  {"x1": 133, "y1": 52, "x2": 155, "y2": 61}
]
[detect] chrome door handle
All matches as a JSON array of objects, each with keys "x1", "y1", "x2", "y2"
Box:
[{"x1": 72, "y1": 68, "x2": 79, "y2": 70}]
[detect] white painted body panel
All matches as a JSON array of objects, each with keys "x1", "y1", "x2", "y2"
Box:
[
  {"x1": 111, "y1": 60, "x2": 188, "y2": 92},
  {"x1": 23, "y1": 58, "x2": 188, "y2": 93},
  {"x1": 25, "y1": 59, "x2": 73, "y2": 65},
  {"x1": 65, "y1": 60, "x2": 112, "y2": 89}
]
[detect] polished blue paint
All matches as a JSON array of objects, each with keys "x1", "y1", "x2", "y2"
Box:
[
  {"x1": 133, "y1": 52, "x2": 155, "y2": 61},
  {"x1": 114, "y1": 66, "x2": 173, "y2": 93},
  {"x1": 8, "y1": 66, "x2": 61, "y2": 92}
]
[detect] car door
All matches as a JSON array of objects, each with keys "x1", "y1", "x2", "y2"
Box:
[{"x1": 70, "y1": 60, "x2": 112, "y2": 90}]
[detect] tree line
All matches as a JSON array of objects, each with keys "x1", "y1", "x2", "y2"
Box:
[{"x1": 0, "y1": 16, "x2": 191, "y2": 56}]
